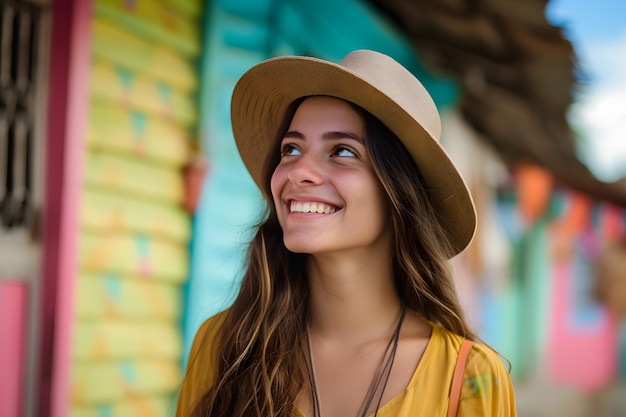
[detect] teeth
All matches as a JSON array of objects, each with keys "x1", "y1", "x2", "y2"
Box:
[{"x1": 290, "y1": 201, "x2": 337, "y2": 214}]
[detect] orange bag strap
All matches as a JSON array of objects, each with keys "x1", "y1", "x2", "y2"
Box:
[{"x1": 447, "y1": 339, "x2": 474, "y2": 417}]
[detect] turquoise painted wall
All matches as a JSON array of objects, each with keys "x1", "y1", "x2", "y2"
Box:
[{"x1": 183, "y1": 0, "x2": 459, "y2": 356}]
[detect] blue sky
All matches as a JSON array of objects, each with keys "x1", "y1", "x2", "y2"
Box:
[{"x1": 546, "y1": 0, "x2": 626, "y2": 181}]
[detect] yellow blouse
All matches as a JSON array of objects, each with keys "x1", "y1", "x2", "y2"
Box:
[{"x1": 176, "y1": 311, "x2": 517, "y2": 417}]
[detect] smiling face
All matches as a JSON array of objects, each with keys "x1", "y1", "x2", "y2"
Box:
[{"x1": 270, "y1": 96, "x2": 391, "y2": 256}]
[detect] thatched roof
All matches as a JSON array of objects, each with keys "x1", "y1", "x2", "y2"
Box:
[{"x1": 369, "y1": 0, "x2": 626, "y2": 207}]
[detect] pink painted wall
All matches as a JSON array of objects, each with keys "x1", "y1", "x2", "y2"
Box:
[
  {"x1": 547, "y1": 261, "x2": 618, "y2": 391},
  {"x1": 0, "y1": 282, "x2": 29, "y2": 417},
  {"x1": 38, "y1": 0, "x2": 92, "y2": 416}
]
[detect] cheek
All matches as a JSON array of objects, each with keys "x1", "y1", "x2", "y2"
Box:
[
  {"x1": 366, "y1": 176, "x2": 392, "y2": 225},
  {"x1": 270, "y1": 167, "x2": 286, "y2": 205}
]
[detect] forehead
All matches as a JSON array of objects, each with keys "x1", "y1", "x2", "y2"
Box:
[{"x1": 289, "y1": 96, "x2": 365, "y2": 130}]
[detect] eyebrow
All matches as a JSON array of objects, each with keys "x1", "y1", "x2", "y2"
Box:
[{"x1": 283, "y1": 130, "x2": 364, "y2": 144}]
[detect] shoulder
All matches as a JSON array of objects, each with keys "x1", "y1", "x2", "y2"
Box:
[
  {"x1": 176, "y1": 310, "x2": 229, "y2": 417},
  {"x1": 460, "y1": 343, "x2": 517, "y2": 416},
  {"x1": 433, "y1": 325, "x2": 510, "y2": 377},
  {"x1": 466, "y1": 341, "x2": 510, "y2": 377},
  {"x1": 187, "y1": 309, "x2": 230, "y2": 373},
  {"x1": 434, "y1": 326, "x2": 517, "y2": 416},
  {"x1": 192, "y1": 310, "x2": 229, "y2": 349},
  {"x1": 185, "y1": 310, "x2": 229, "y2": 369}
]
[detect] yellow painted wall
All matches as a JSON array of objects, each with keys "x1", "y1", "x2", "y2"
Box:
[{"x1": 71, "y1": 1, "x2": 202, "y2": 416}]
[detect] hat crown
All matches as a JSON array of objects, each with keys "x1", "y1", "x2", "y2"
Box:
[{"x1": 338, "y1": 50, "x2": 441, "y2": 141}]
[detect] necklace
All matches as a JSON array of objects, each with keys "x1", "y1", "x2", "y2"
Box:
[{"x1": 305, "y1": 306, "x2": 406, "y2": 417}]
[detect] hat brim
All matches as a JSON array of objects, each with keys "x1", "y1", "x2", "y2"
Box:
[{"x1": 231, "y1": 55, "x2": 476, "y2": 256}]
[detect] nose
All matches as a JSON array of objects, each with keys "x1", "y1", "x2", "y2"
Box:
[{"x1": 287, "y1": 153, "x2": 325, "y2": 185}]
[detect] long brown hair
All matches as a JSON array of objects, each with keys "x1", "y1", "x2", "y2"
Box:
[{"x1": 189, "y1": 97, "x2": 476, "y2": 417}]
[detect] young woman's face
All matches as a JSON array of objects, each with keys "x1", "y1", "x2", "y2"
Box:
[{"x1": 270, "y1": 96, "x2": 391, "y2": 256}]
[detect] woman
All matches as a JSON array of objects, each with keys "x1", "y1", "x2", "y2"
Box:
[{"x1": 177, "y1": 50, "x2": 516, "y2": 417}]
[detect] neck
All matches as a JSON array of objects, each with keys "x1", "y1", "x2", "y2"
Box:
[{"x1": 306, "y1": 250, "x2": 402, "y2": 345}]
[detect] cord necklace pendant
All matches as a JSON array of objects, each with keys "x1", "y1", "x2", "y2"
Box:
[{"x1": 305, "y1": 306, "x2": 406, "y2": 417}]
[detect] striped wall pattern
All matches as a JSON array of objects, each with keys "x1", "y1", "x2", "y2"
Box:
[{"x1": 71, "y1": 1, "x2": 202, "y2": 416}]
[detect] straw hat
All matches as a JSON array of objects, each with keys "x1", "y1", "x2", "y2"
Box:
[{"x1": 231, "y1": 49, "x2": 476, "y2": 255}]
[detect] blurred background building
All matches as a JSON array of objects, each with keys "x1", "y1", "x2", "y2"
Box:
[{"x1": 0, "y1": 0, "x2": 624, "y2": 416}]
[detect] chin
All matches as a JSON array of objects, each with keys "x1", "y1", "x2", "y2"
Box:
[
  {"x1": 283, "y1": 241, "x2": 314, "y2": 254},
  {"x1": 282, "y1": 236, "x2": 327, "y2": 254}
]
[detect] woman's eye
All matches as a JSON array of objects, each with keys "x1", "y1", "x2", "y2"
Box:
[
  {"x1": 280, "y1": 143, "x2": 301, "y2": 157},
  {"x1": 332, "y1": 146, "x2": 357, "y2": 158}
]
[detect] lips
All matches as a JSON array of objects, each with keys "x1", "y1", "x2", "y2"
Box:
[{"x1": 289, "y1": 200, "x2": 339, "y2": 214}]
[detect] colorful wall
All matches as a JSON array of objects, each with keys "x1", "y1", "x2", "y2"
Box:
[
  {"x1": 70, "y1": 1, "x2": 202, "y2": 416},
  {"x1": 483, "y1": 163, "x2": 625, "y2": 389}
]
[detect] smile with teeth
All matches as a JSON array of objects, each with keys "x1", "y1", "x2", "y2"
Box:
[{"x1": 290, "y1": 200, "x2": 339, "y2": 214}]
